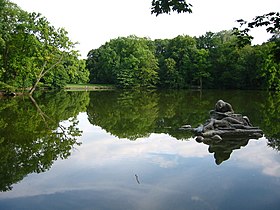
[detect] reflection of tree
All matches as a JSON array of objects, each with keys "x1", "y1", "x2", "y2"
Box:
[
  {"x1": 0, "y1": 91, "x2": 89, "y2": 191},
  {"x1": 87, "y1": 90, "x2": 210, "y2": 140},
  {"x1": 156, "y1": 90, "x2": 210, "y2": 139},
  {"x1": 87, "y1": 89, "x2": 279, "y2": 161},
  {"x1": 259, "y1": 92, "x2": 280, "y2": 151},
  {"x1": 87, "y1": 90, "x2": 159, "y2": 140}
]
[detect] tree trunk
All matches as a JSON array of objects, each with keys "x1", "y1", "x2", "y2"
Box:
[
  {"x1": 29, "y1": 55, "x2": 63, "y2": 95},
  {"x1": 199, "y1": 77, "x2": 202, "y2": 89},
  {"x1": 29, "y1": 66, "x2": 45, "y2": 95}
]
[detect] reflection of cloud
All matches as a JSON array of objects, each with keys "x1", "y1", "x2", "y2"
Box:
[
  {"x1": 191, "y1": 196, "x2": 202, "y2": 201},
  {"x1": 234, "y1": 137, "x2": 280, "y2": 177},
  {"x1": 149, "y1": 155, "x2": 178, "y2": 168},
  {"x1": 3, "y1": 112, "x2": 280, "y2": 202},
  {"x1": 75, "y1": 113, "x2": 280, "y2": 178},
  {"x1": 71, "y1": 130, "x2": 210, "y2": 169},
  {"x1": 61, "y1": 112, "x2": 211, "y2": 169},
  {"x1": 0, "y1": 114, "x2": 211, "y2": 199}
]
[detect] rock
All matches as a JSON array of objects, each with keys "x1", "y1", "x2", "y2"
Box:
[
  {"x1": 179, "y1": 124, "x2": 193, "y2": 131},
  {"x1": 190, "y1": 99, "x2": 263, "y2": 140},
  {"x1": 181, "y1": 124, "x2": 192, "y2": 129},
  {"x1": 193, "y1": 124, "x2": 203, "y2": 134},
  {"x1": 211, "y1": 134, "x2": 222, "y2": 141},
  {"x1": 195, "y1": 136, "x2": 204, "y2": 143},
  {"x1": 215, "y1": 99, "x2": 234, "y2": 113}
]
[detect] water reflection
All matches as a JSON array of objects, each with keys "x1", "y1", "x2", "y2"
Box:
[
  {"x1": 259, "y1": 92, "x2": 280, "y2": 150},
  {"x1": 198, "y1": 136, "x2": 257, "y2": 165},
  {"x1": 0, "y1": 90, "x2": 280, "y2": 210},
  {"x1": 0, "y1": 90, "x2": 280, "y2": 203},
  {"x1": 87, "y1": 90, "x2": 210, "y2": 140},
  {"x1": 1, "y1": 115, "x2": 279, "y2": 210},
  {"x1": 87, "y1": 89, "x2": 280, "y2": 154},
  {"x1": 0, "y1": 91, "x2": 89, "y2": 192}
]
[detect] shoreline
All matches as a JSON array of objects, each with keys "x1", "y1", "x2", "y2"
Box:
[
  {"x1": 64, "y1": 84, "x2": 115, "y2": 91},
  {"x1": 0, "y1": 84, "x2": 116, "y2": 97}
]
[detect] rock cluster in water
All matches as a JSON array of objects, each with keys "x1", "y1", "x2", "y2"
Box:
[{"x1": 182, "y1": 99, "x2": 263, "y2": 143}]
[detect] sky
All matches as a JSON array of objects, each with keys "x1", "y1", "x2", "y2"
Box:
[{"x1": 11, "y1": 0, "x2": 280, "y2": 58}]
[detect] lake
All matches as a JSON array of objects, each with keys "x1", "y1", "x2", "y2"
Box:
[{"x1": 0, "y1": 90, "x2": 280, "y2": 210}]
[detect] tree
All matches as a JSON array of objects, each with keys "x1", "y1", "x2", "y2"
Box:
[
  {"x1": 160, "y1": 57, "x2": 180, "y2": 88},
  {"x1": 0, "y1": 0, "x2": 89, "y2": 93},
  {"x1": 259, "y1": 42, "x2": 280, "y2": 91},
  {"x1": 233, "y1": 12, "x2": 280, "y2": 47},
  {"x1": 192, "y1": 49, "x2": 210, "y2": 89},
  {"x1": 87, "y1": 36, "x2": 159, "y2": 88},
  {"x1": 196, "y1": 30, "x2": 241, "y2": 89},
  {"x1": 160, "y1": 35, "x2": 198, "y2": 88},
  {"x1": 0, "y1": 1, "x2": 34, "y2": 87},
  {"x1": 26, "y1": 13, "x2": 76, "y2": 94},
  {"x1": 232, "y1": 12, "x2": 280, "y2": 91},
  {"x1": 151, "y1": 0, "x2": 192, "y2": 16}
]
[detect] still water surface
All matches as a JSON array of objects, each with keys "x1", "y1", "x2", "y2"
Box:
[{"x1": 0, "y1": 90, "x2": 280, "y2": 210}]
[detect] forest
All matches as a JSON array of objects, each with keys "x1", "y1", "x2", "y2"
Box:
[
  {"x1": 1, "y1": 0, "x2": 279, "y2": 93},
  {"x1": 87, "y1": 32, "x2": 280, "y2": 90}
]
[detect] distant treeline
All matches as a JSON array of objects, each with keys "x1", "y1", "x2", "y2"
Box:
[{"x1": 87, "y1": 33, "x2": 280, "y2": 90}]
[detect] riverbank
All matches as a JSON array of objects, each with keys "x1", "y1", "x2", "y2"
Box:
[
  {"x1": 0, "y1": 84, "x2": 115, "y2": 98},
  {"x1": 64, "y1": 84, "x2": 115, "y2": 91}
]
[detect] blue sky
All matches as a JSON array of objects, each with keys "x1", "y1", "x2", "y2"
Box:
[{"x1": 12, "y1": 0, "x2": 279, "y2": 58}]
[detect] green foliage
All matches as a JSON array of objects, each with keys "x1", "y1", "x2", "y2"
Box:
[
  {"x1": 155, "y1": 35, "x2": 200, "y2": 88},
  {"x1": 160, "y1": 57, "x2": 180, "y2": 88},
  {"x1": 87, "y1": 36, "x2": 159, "y2": 89},
  {"x1": 192, "y1": 49, "x2": 210, "y2": 88},
  {"x1": 151, "y1": 0, "x2": 192, "y2": 16},
  {"x1": 262, "y1": 54, "x2": 280, "y2": 91},
  {"x1": 0, "y1": 81, "x2": 15, "y2": 92},
  {"x1": 2, "y1": 0, "x2": 279, "y2": 92},
  {"x1": 233, "y1": 12, "x2": 280, "y2": 47},
  {"x1": 87, "y1": 30, "x2": 279, "y2": 91},
  {"x1": 0, "y1": 0, "x2": 89, "y2": 93},
  {"x1": 231, "y1": 12, "x2": 280, "y2": 91}
]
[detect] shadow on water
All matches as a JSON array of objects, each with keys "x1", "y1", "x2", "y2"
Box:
[{"x1": 0, "y1": 89, "x2": 280, "y2": 191}]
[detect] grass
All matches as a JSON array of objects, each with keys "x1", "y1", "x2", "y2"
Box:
[{"x1": 64, "y1": 84, "x2": 115, "y2": 90}]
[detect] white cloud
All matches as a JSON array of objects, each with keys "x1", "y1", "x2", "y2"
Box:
[{"x1": 233, "y1": 137, "x2": 280, "y2": 177}]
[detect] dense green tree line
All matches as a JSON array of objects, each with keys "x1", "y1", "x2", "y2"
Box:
[
  {"x1": 87, "y1": 36, "x2": 159, "y2": 88},
  {"x1": 0, "y1": 0, "x2": 89, "y2": 93},
  {"x1": 87, "y1": 31, "x2": 279, "y2": 90}
]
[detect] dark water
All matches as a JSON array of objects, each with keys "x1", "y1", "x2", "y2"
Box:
[{"x1": 0, "y1": 90, "x2": 280, "y2": 210}]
